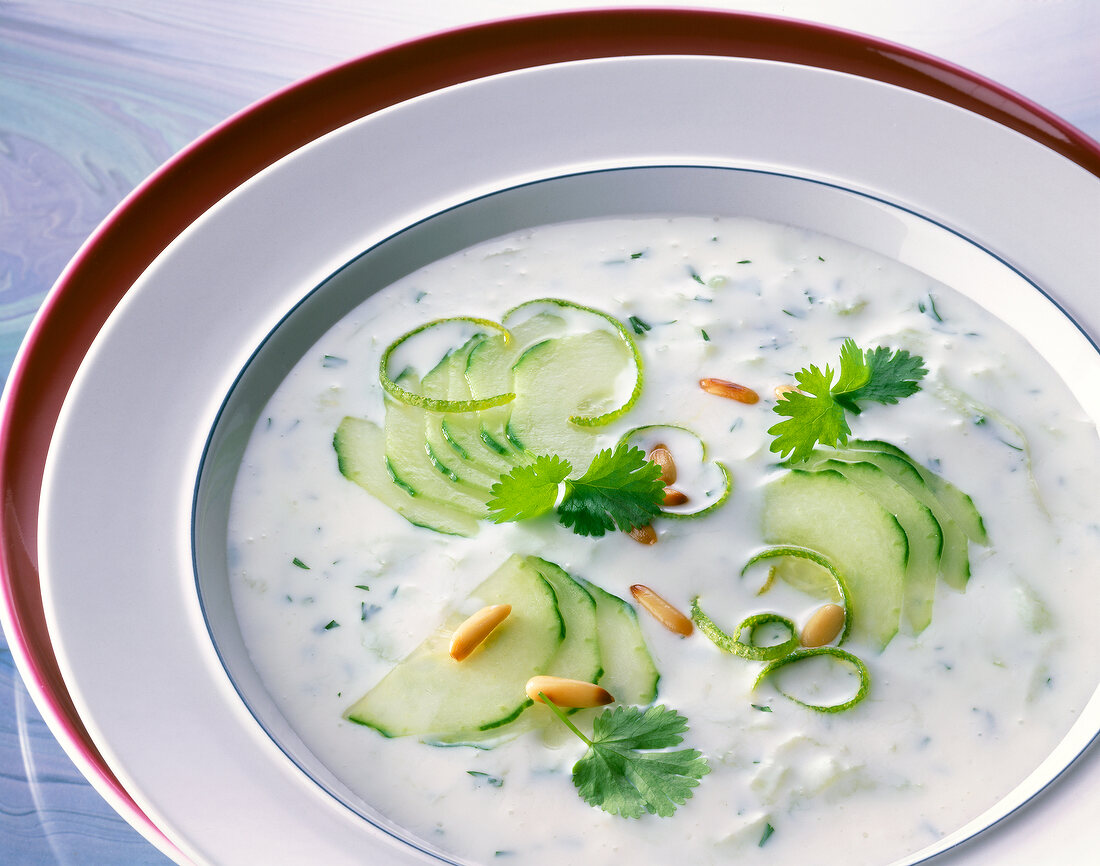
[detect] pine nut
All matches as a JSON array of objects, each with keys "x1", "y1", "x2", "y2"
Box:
[
  {"x1": 700, "y1": 377, "x2": 760, "y2": 404},
  {"x1": 800, "y1": 603, "x2": 846, "y2": 648},
  {"x1": 628, "y1": 524, "x2": 658, "y2": 545},
  {"x1": 663, "y1": 487, "x2": 688, "y2": 506},
  {"x1": 630, "y1": 584, "x2": 694, "y2": 636},
  {"x1": 649, "y1": 444, "x2": 677, "y2": 484},
  {"x1": 526, "y1": 675, "x2": 614, "y2": 708},
  {"x1": 449, "y1": 604, "x2": 512, "y2": 661}
]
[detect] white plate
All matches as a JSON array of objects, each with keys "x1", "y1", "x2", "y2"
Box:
[{"x1": 27, "y1": 24, "x2": 1100, "y2": 866}]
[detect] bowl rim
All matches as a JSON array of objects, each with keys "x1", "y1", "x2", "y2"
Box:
[{"x1": 2, "y1": 7, "x2": 1098, "y2": 856}]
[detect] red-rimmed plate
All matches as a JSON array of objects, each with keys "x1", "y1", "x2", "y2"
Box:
[{"x1": 2, "y1": 10, "x2": 1098, "y2": 865}]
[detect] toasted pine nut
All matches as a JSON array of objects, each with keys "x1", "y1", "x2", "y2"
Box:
[
  {"x1": 628, "y1": 524, "x2": 657, "y2": 545},
  {"x1": 649, "y1": 444, "x2": 677, "y2": 484},
  {"x1": 526, "y1": 675, "x2": 614, "y2": 708},
  {"x1": 662, "y1": 487, "x2": 688, "y2": 507},
  {"x1": 630, "y1": 584, "x2": 694, "y2": 636},
  {"x1": 800, "y1": 603, "x2": 846, "y2": 648},
  {"x1": 774, "y1": 384, "x2": 799, "y2": 400},
  {"x1": 700, "y1": 377, "x2": 760, "y2": 404},
  {"x1": 449, "y1": 604, "x2": 512, "y2": 661}
]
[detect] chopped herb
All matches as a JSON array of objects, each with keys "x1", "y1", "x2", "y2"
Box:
[
  {"x1": 292, "y1": 557, "x2": 310, "y2": 570},
  {"x1": 759, "y1": 822, "x2": 775, "y2": 847},
  {"x1": 690, "y1": 268, "x2": 705, "y2": 285},
  {"x1": 693, "y1": 295, "x2": 713, "y2": 303},
  {"x1": 818, "y1": 255, "x2": 826, "y2": 262},
  {"x1": 628, "y1": 315, "x2": 652, "y2": 335},
  {"x1": 487, "y1": 444, "x2": 664, "y2": 538},
  {"x1": 737, "y1": 259, "x2": 752, "y2": 264},
  {"x1": 414, "y1": 290, "x2": 427, "y2": 303},
  {"x1": 918, "y1": 293, "x2": 943, "y2": 322},
  {"x1": 701, "y1": 329, "x2": 710, "y2": 342},
  {"x1": 768, "y1": 338, "x2": 928, "y2": 462},
  {"x1": 361, "y1": 603, "x2": 382, "y2": 622},
  {"x1": 630, "y1": 250, "x2": 646, "y2": 259},
  {"x1": 750, "y1": 704, "x2": 773, "y2": 712},
  {"x1": 321, "y1": 354, "x2": 348, "y2": 368},
  {"x1": 355, "y1": 584, "x2": 370, "y2": 591},
  {"x1": 540, "y1": 698, "x2": 710, "y2": 818},
  {"x1": 467, "y1": 770, "x2": 504, "y2": 787},
  {"x1": 323, "y1": 620, "x2": 340, "y2": 630}
]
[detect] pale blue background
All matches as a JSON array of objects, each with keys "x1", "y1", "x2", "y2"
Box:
[{"x1": 1, "y1": 2, "x2": 1097, "y2": 862}]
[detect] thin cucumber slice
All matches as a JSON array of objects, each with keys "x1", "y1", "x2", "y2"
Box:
[
  {"x1": 501, "y1": 298, "x2": 643, "y2": 427},
  {"x1": 618, "y1": 424, "x2": 731, "y2": 518},
  {"x1": 507, "y1": 332, "x2": 630, "y2": 472},
  {"x1": 754, "y1": 647, "x2": 870, "y2": 713},
  {"x1": 847, "y1": 439, "x2": 989, "y2": 546},
  {"x1": 811, "y1": 447, "x2": 972, "y2": 591},
  {"x1": 384, "y1": 397, "x2": 492, "y2": 515},
  {"x1": 421, "y1": 340, "x2": 506, "y2": 489},
  {"x1": 816, "y1": 459, "x2": 941, "y2": 635},
  {"x1": 575, "y1": 577, "x2": 660, "y2": 706},
  {"x1": 527, "y1": 558, "x2": 603, "y2": 686},
  {"x1": 345, "y1": 554, "x2": 564, "y2": 738},
  {"x1": 333, "y1": 416, "x2": 479, "y2": 537},
  {"x1": 762, "y1": 469, "x2": 908, "y2": 651},
  {"x1": 381, "y1": 317, "x2": 514, "y2": 412}
]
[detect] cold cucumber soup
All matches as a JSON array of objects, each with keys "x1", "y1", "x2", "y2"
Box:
[{"x1": 225, "y1": 215, "x2": 1100, "y2": 866}]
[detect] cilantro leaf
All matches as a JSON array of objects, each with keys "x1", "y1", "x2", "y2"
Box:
[
  {"x1": 542, "y1": 700, "x2": 710, "y2": 819},
  {"x1": 486, "y1": 454, "x2": 571, "y2": 523},
  {"x1": 768, "y1": 339, "x2": 927, "y2": 462},
  {"x1": 556, "y1": 444, "x2": 664, "y2": 536}
]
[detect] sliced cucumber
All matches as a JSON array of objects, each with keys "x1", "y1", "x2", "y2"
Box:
[
  {"x1": 507, "y1": 332, "x2": 631, "y2": 472},
  {"x1": 814, "y1": 447, "x2": 972, "y2": 591},
  {"x1": 618, "y1": 424, "x2": 731, "y2": 519},
  {"x1": 527, "y1": 558, "x2": 603, "y2": 685},
  {"x1": 333, "y1": 416, "x2": 479, "y2": 536},
  {"x1": 384, "y1": 396, "x2": 492, "y2": 515},
  {"x1": 762, "y1": 468, "x2": 908, "y2": 651},
  {"x1": 380, "y1": 317, "x2": 514, "y2": 412},
  {"x1": 345, "y1": 555, "x2": 564, "y2": 738},
  {"x1": 502, "y1": 298, "x2": 643, "y2": 427},
  {"x1": 816, "y1": 459, "x2": 942, "y2": 635},
  {"x1": 847, "y1": 439, "x2": 989, "y2": 546},
  {"x1": 421, "y1": 341, "x2": 506, "y2": 489},
  {"x1": 576, "y1": 577, "x2": 660, "y2": 705}
]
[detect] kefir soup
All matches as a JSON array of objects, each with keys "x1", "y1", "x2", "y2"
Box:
[{"x1": 224, "y1": 214, "x2": 1100, "y2": 866}]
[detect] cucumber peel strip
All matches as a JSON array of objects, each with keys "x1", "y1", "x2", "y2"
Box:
[
  {"x1": 690, "y1": 601, "x2": 799, "y2": 661},
  {"x1": 380, "y1": 317, "x2": 515, "y2": 412},
  {"x1": 741, "y1": 545, "x2": 853, "y2": 645},
  {"x1": 754, "y1": 647, "x2": 870, "y2": 713},
  {"x1": 503, "y1": 298, "x2": 643, "y2": 427}
]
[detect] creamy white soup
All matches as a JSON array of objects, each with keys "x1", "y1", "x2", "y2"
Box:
[{"x1": 226, "y1": 216, "x2": 1100, "y2": 866}]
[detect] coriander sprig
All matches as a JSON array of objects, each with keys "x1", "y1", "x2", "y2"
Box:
[
  {"x1": 768, "y1": 338, "x2": 927, "y2": 462},
  {"x1": 539, "y1": 695, "x2": 710, "y2": 818},
  {"x1": 487, "y1": 443, "x2": 664, "y2": 537}
]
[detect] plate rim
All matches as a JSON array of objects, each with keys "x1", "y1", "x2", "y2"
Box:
[{"x1": 2, "y1": 6, "x2": 1098, "y2": 856}]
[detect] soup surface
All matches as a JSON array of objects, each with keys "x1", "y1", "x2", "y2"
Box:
[{"x1": 226, "y1": 216, "x2": 1100, "y2": 866}]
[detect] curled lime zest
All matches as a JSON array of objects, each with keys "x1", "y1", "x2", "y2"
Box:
[
  {"x1": 380, "y1": 317, "x2": 515, "y2": 412},
  {"x1": 690, "y1": 600, "x2": 799, "y2": 662},
  {"x1": 753, "y1": 647, "x2": 870, "y2": 713},
  {"x1": 741, "y1": 545, "x2": 852, "y2": 645}
]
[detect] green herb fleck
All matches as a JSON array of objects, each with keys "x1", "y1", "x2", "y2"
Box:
[
  {"x1": 355, "y1": 584, "x2": 370, "y2": 591},
  {"x1": 737, "y1": 259, "x2": 752, "y2": 264},
  {"x1": 467, "y1": 770, "x2": 504, "y2": 787},
  {"x1": 323, "y1": 620, "x2": 340, "y2": 630},
  {"x1": 630, "y1": 250, "x2": 646, "y2": 260},
  {"x1": 701, "y1": 329, "x2": 710, "y2": 342},
  {"x1": 321, "y1": 354, "x2": 348, "y2": 368},
  {"x1": 628, "y1": 315, "x2": 652, "y2": 335},
  {"x1": 292, "y1": 557, "x2": 310, "y2": 570},
  {"x1": 759, "y1": 822, "x2": 775, "y2": 847},
  {"x1": 918, "y1": 293, "x2": 943, "y2": 323},
  {"x1": 751, "y1": 704, "x2": 773, "y2": 712}
]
